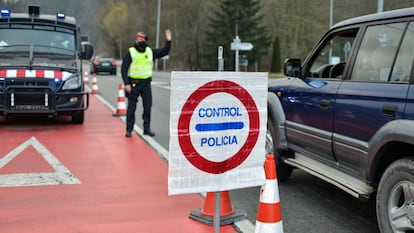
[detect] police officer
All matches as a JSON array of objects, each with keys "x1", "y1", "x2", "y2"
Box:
[
  {"x1": 121, "y1": 29, "x2": 172, "y2": 137},
  {"x1": 51, "y1": 34, "x2": 70, "y2": 48}
]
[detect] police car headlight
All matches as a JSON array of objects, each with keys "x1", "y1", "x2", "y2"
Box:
[{"x1": 62, "y1": 75, "x2": 81, "y2": 90}]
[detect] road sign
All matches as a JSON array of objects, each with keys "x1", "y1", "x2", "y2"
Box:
[
  {"x1": 177, "y1": 80, "x2": 259, "y2": 174},
  {"x1": 168, "y1": 71, "x2": 268, "y2": 195},
  {"x1": 231, "y1": 42, "x2": 253, "y2": 51}
]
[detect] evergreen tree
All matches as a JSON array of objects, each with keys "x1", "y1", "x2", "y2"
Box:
[
  {"x1": 203, "y1": 0, "x2": 271, "y2": 71},
  {"x1": 271, "y1": 36, "x2": 281, "y2": 73}
]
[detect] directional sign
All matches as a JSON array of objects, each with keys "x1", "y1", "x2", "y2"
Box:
[
  {"x1": 168, "y1": 71, "x2": 267, "y2": 195},
  {"x1": 231, "y1": 42, "x2": 253, "y2": 51}
]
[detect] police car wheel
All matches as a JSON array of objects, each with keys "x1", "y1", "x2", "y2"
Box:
[{"x1": 72, "y1": 110, "x2": 84, "y2": 124}]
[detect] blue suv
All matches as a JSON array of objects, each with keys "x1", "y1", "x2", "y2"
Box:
[{"x1": 267, "y1": 7, "x2": 414, "y2": 233}]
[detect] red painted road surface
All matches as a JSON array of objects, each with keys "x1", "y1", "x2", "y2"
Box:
[{"x1": 0, "y1": 95, "x2": 237, "y2": 233}]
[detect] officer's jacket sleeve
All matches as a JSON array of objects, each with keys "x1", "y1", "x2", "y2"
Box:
[
  {"x1": 153, "y1": 41, "x2": 171, "y2": 60},
  {"x1": 121, "y1": 51, "x2": 132, "y2": 85}
]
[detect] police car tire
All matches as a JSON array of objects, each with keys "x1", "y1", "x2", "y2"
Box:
[
  {"x1": 376, "y1": 157, "x2": 414, "y2": 233},
  {"x1": 72, "y1": 110, "x2": 84, "y2": 124}
]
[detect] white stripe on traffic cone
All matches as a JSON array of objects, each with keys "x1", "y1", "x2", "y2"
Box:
[
  {"x1": 254, "y1": 154, "x2": 284, "y2": 233},
  {"x1": 113, "y1": 83, "x2": 127, "y2": 116},
  {"x1": 83, "y1": 71, "x2": 89, "y2": 84},
  {"x1": 91, "y1": 73, "x2": 99, "y2": 94}
]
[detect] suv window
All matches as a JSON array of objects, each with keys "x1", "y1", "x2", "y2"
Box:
[
  {"x1": 350, "y1": 22, "x2": 406, "y2": 82},
  {"x1": 391, "y1": 22, "x2": 414, "y2": 83},
  {"x1": 307, "y1": 29, "x2": 357, "y2": 79}
]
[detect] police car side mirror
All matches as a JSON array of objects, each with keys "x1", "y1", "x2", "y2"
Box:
[{"x1": 81, "y1": 42, "x2": 94, "y2": 60}]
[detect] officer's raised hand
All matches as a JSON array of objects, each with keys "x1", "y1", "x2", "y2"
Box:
[{"x1": 165, "y1": 29, "x2": 172, "y2": 41}]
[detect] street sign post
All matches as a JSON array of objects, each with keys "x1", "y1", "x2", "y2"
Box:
[
  {"x1": 218, "y1": 46, "x2": 224, "y2": 71},
  {"x1": 230, "y1": 37, "x2": 253, "y2": 72}
]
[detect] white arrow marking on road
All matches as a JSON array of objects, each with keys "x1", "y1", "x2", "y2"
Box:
[{"x1": 0, "y1": 136, "x2": 81, "y2": 187}]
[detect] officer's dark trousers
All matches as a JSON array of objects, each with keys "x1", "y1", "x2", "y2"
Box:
[{"x1": 126, "y1": 79, "x2": 152, "y2": 133}]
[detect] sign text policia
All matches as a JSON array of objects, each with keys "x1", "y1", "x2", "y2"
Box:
[
  {"x1": 197, "y1": 106, "x2": 243, "y2": 147},
  {"x1": 168, "y1": 72, "x2": 268, "y2": 195}
]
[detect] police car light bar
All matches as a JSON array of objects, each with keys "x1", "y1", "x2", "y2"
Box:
[
  {"x1": 56, "y1": 13, "x2": 65, "y2": 19},
  {"x1": 0, "y1": 8, "x2": 11, "y2": 18}
]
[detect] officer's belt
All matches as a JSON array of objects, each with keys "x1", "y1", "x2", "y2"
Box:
[{"x1": 129, "y1": 77, "x2": 152, "y2": 85}]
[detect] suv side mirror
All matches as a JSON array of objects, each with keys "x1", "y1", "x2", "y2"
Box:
[
  {"x1": 81, "y1": 42, "x2": 94, "y2": 60},
  {"x1": 284, "y1": 58, "x2": 302, "y2": 77}
]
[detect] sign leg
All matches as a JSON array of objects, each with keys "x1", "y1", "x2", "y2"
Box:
[{"x1": 214, "y1": 191, "x2": 220, "y2": 233}]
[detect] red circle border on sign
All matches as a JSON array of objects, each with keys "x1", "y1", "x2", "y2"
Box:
[{"x1": 177, "y1": 80, "x2": 260, "y2": 174}]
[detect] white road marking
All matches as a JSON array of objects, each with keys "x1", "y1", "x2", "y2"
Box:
[
  {"x1": 151, "y1": 81, "x2": 171, "y2": 90},
  {"x1": 0, "y1": 136, "x2": 81, "y2": 187}
]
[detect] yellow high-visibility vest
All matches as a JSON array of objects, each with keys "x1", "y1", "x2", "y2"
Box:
[{"x1": 128, "y1": 47, "x2": 153, "y2": 79}]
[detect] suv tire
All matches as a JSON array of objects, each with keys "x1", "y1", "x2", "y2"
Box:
[
  {"x1": 376, "y1": 157, "x2": 414, "y2": 233},
  {"x1": 266, "y1": 119, "x2": 293, "y2": 182}
]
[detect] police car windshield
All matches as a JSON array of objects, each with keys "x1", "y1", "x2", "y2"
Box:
[
  {"x1": 0, "y1": 45, "x2": 74, "y2": 58},
  {"x1": 0, "y1": 29, "x2": 76, "y2": 70},
  {"x1": 0, "y1": 29, "x2": 75, "y2": 53}
]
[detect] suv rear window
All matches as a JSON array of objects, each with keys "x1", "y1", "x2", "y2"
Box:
[
  {"x1": 350, "y1": 22, "x2": 406, "y2": 82},
  {"x1": 391, "y1": 22, "x2": 414, "y2": 83}
]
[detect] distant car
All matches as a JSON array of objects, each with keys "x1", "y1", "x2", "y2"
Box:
[{"x1": 90, "y1": 57, "x2": 117, "y2": 75}]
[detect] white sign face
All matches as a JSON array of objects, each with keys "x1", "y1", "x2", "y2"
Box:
[
  {"x1": 168, "y1": 71, "x2": 267, "y2": 195},
  {"x1": 231, "y1": 42, "x2": 254, "y2": 51}
]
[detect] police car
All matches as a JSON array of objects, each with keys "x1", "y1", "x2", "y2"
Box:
[{"x1": 0, "y1": 6, "x2": 93, "y2": 123}]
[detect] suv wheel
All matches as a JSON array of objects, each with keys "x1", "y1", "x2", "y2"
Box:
[
  {"x1": 377, "y1": 157, "x2": 414, "y2": 233},
  {"x1": 266, "y1": 119, "x2": 293, "y2": 182}
]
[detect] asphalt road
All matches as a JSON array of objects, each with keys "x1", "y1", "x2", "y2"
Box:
[{"x1": 93, "y1": 70, "x2": 380, "y2": 233}]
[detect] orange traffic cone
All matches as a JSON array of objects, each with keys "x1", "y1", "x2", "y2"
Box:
[
  {"x1": 201, "y1": 191, "x2": 235, "y2": 216},
  {"x1": 254, "y1": 154, "x2": 283, "y2": 233},
  {"x1": 113, "y1": 83, "x2": 127, "y2": 116},
  {"x1": 189, "y1": 191, "x2": 246, "y2": 225},
  {"x1": 91, "y1": 73, "x2": 100, "y2": 94},
  {"x1": 83, "y1": 71, "x2": 89, "y2": 84}
]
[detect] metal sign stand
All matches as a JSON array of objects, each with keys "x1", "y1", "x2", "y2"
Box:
[
  {"x1": 185, "y1": 64, "x2": 249, "y2": 228},
  {"x1": 215, "y1": 46, "x2": 224, "y2": 233},
  {"x1": 214, "y1": 191, "x2": 220, "y2": 233}
]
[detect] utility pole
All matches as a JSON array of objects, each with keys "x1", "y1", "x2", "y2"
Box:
[
  {"x1": 155, "y1": 0, "x2": 161, "y2": 71},
  {"x1": 329, "y1": 0, "x2": 333, "y2": 28},
  {"x1": 377, "y1": 0, "x2": 383, "y2": 12}
]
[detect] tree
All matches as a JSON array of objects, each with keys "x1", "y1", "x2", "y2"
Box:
[
  {"x1": 203, "y1": 0, "x2": 271, "y2": 71},
  {"x1": 101, "y1": 1, "x2": 129, "y2": 58},
  {"x1": 159, "y1": 0, "x2": 212, "y2": 70},
  {"x1": 270, "y1": 36, "x2": 281, "y2": 73}
]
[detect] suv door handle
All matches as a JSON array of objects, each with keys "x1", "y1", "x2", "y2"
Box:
[
  {"x1": 382, "y1": 105, "x2": 397, "y2": 117},
  {"x1": 320, "y1": 99, "x2": 330, "y2": 109}
]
